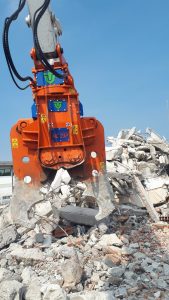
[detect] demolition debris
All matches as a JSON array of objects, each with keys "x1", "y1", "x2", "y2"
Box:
[
  {"x1": 107, "y1": 127, "x2": 169, "y2": 220},
  {"x1": 0, "y1": 128, "x2": 169, "y2": 299}
]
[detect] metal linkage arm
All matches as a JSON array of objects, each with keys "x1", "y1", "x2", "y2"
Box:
[{"x1": 26, "y1": 0, "x2": 62, "y2": 55}]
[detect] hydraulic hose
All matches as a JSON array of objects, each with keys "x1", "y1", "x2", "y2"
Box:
[{"x1": 3, "y1": 0, "x2": 34, "y2": 90}]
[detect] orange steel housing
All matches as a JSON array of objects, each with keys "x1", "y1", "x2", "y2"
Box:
[{"x1": 10, "y1": 45, "x2": 106, "y2": 185}]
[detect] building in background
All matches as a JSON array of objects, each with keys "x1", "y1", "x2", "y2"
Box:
[{"x1": 0, "y1": 161, "x2": 13, "y2": 204}]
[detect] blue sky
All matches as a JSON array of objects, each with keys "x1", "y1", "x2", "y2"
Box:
[{"x1": 1, "y1": 0, "x2": 169, "y2": 160}]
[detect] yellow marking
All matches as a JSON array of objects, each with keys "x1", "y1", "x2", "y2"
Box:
[
  {"x1": 69, "y1": 88, "x2": 76, "y2": 95},
  {"x1": 41, "y1": 114, "x2": 47, "y2": 123},
  {"x1": 12, "y1": 138, "x2": 18, "y2": 149},
  {"x1": 100, "y1": 162, "x2": 105, "y2": 171},
  {"x1": 72, "y1": 125, "x2": 78, "y2": 135}
]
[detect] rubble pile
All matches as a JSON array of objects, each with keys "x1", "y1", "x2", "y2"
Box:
[
  {"x1": 106, "y1": 128, "x2": 169, "y2": 214},
  {"x1": 1, "y1": 128, "x2": 169, "y2": 299},
  {"x1": 1, "y1": 204, "x2": 169, "y2": 299}
]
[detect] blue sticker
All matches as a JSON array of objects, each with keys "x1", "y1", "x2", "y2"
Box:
[
  {"x1": 51, "y1": 128, "x2": 69, "y2": 142},
  {"x1": 48, "y1": 100, "x2": 67, "y2": 112},
  {"x1": 36, "y1": 69, "x2": 64, "y2": 86},
  {"x1": 79, "y1": 101, "x2": 84, "y2": 116},
  {"x1": 31, "y1": 102, "x2": 37, "y2": 119}
]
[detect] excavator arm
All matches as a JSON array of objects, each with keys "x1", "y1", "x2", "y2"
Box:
[{"x1": 26, "y1": 0, "x2": 58, "y2": 55}]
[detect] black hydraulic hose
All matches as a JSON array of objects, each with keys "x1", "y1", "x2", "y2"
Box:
[
  {"x1": 5, "y1": 53, "x2": 30, "y2": 90},
  {"x1": 3, "y1": 0, "x2": 34, "y2": 82},
  {"x1": 3, "y1": 2, "x2": 32, "y2": 89},
  {"x1": 33, "y1": 0, "x2": 65, "y2": 79},
  {"x1": 3, "y1": 0, "x2": 34, "y2": 90}
]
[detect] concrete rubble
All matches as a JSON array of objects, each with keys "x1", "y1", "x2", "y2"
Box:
[
  {"x1": 107, "y1": 127, "x2": 169, "y2": 218},
  {"x1": 1, "y1": 128, "x2": 169, "y2": 299}
]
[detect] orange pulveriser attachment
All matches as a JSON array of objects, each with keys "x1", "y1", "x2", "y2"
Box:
[{"x1": 10, "y1": 44, "x2": 106, "y2": 186}]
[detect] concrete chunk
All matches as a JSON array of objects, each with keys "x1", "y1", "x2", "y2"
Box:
[
  {"x1": 0, "y1": 225, "x2": 18, "y2": 250},
  {"x1": 9, "y1": 245, "x2": 45, "y2": 265},
  {"x1": 59, "y1": 206, "x2": 101, "y2": 226},
  {"x1": 50, "y1": 168, "x2": 71, "y2": 193},
  {"x1": 41, "y1": 284, "x2": 68, "y2": 300},
  {"x1": 25, "y1": 279, "x2": 42, "y2": 300},
  {"x1": 98, "y1": 234, "x2": 123, "y2": 247},
  {"x1": 68, "y1": 291, "x2": 115, "y2": 300},
  {"x1": 0, "y1": 280, "x2": 23, "y2": 300},
  {"x1": 61, "y1": 253, "x2": 83, "y2": 288}
]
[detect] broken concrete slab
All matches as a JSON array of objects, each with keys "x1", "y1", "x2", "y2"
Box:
[
  {"x1": 106, "y1": 146, "x2": 123, "y2": 161},
  {"x1": 61, "y1": 253, "x2": 83, "y2": 288},
  {"x1": 0, "y1": 225, "x2": 18, "y2": 250},
  {"x1": 133, "y1": 175, "x2": 159, "y2": 222},
  {"x1": 146, "y1": 128, "x2": 169, "y2": 153},
  {"x1": 106, "y1": 127, "x2": 169, "y2": 210},
  {"x1": 83, "y1": 173, "x2": 115, "y2": 221},
  {"x1": 10, "y1": 181, "x2": 43, "y2": 228},
  {"x1": 9, "y1": 245, "x2": 45, "y2": 266},
  {"x1": 59, "y1": 206, "x2": 103, "y2": 226}
]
